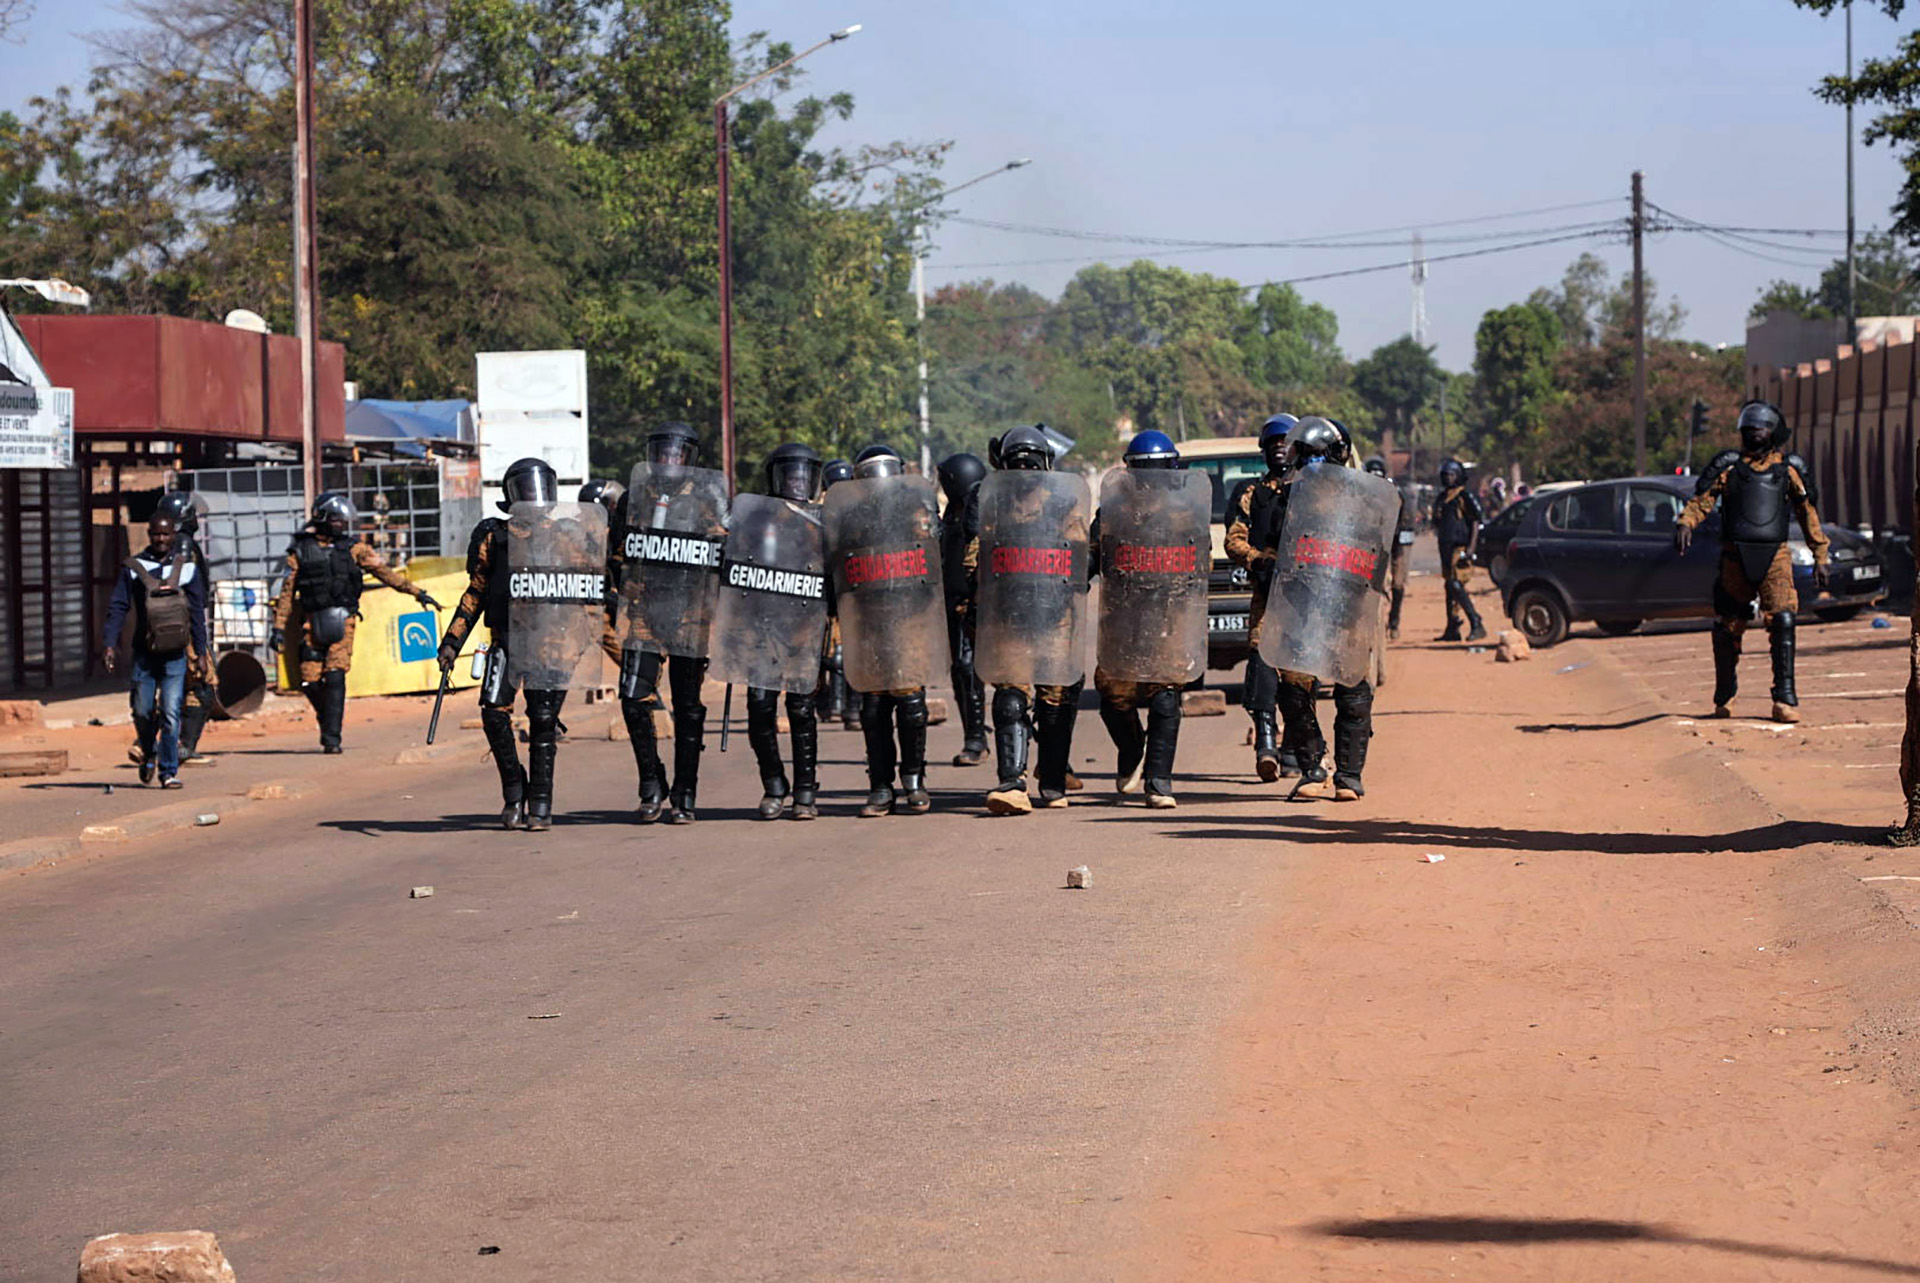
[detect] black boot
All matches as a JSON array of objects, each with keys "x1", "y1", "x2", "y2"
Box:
[
  {"x1": 482, "y1": 706, "x2": 527, "y2": 829},
  {"x1": 1252, "y1": 708, "x2": 1280, "y2": 783},
  {"x1": 179, "y1": 686, "x2": 212, "y2": 762},
  {"x1": 897, "y1": 692, "x2": 931, "y2": 814},
  {"x1": 668, "y1": 706, "x2": 704, "y2": 823},
  {"x1": 987, "y1": 687, "x2": 1032, "y2": 814},
  {"x1": 1035, "y1": 696, "x2": 1075, "y2": 807},
  {"x1": 523, "y1": 691, "x2": 562, "y2": 830},
  {"x1": 1332, "y1": 680, "x2": 1373, "y2": 800},
  {"x1": 319, "y1": 670, "x2": 347, "y2": 753},
  {"x1": 1100, "y1": 701, "x2": 1146, "y2": 793},
  {"x1": 302, "y1": 680, "x2": 325, "y2": 746},
  {"x1": 747, "y1": 688, "x2": 790, "y2": 819},
  {"x1": 1279, "y1": 679, "x2": 1329, "y2": 797},
  {"x1": 1770, "y1": 611, "x2": 1799, "y2": 723},
  {"x1": 1143, "y1": 686, "x2": 1182, "y2": 808},
  {"x1": 789, "y1": 693, "x2": 820, "y2": 820},
  {"x1": 1388, "y1": 586, "x2": 1406, "y2": 639},
  {"x1": 952, "y1": 668, "x2": 988, "y2": 766},
  {"x1": 859, "y1": 692, "x2": 896, "y2": 816},
  {"x1": 622, "y1": 697, "x2": 667, "y2": 821},
  {"x1": 1710, "y1": 622, "x2": 1741, "y2": 714}
]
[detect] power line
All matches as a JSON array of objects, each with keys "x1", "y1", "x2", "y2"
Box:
[
  {"x1": 942, "y1": 197, "x2": 1625, "y2": 251},
  {"x1": 929, "y1": 227, "x2": 1624, "y2": 327}
]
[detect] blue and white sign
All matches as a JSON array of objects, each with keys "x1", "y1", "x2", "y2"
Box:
[{"x1": 397, "y1": 610, "x2": 440, "y2": 664}]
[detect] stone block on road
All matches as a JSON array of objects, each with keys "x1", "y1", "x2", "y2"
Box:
[
  {"x1": 78, "y1": 1231, "x2": 237, "y2": 1283},
  {"x1": 1182, "y1": 689, "x2": 1227, "y2": 716}
]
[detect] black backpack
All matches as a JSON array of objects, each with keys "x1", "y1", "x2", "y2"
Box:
[{"x1": 128, "y1": 552, "x2": 193, "y2": 655}]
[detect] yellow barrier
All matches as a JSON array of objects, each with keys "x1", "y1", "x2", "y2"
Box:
[{"x1": 273, "y1": 558, "x2": 493, "y2": 697}]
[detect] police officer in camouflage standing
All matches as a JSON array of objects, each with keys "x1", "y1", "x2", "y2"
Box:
[
  {"x1": 1224, "y1": 413, "x2": 1297, "y2": 780},
  {"x1": 1433, "y1": 458, "x2": 1485, "y2": 642},
  {"x1": 271, "y1": 491, "x2": 440, "y2": 754},
  {"x1": 938, "y1": 451, "x2": 990, "y2": 767}
]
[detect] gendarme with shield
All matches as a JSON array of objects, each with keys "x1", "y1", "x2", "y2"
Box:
[
  {"x1": 709, "y1": 456, "x2": 831, "y2": 698},
  {"x1": 617, "y1": 421, "x2": 728, "y2": 823}
]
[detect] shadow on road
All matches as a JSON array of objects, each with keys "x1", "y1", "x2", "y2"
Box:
[
  {"x1": 1112, "y1": 814, "x2": 1884, "y2": 855},
  {"x1": 1306, "y1": 1215, "x2": 1920, "y2": 1277}
]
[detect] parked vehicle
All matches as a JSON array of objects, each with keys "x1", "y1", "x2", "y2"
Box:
[
  {"x1": 1498, "y1": 475, "x2": 1886, "y2": 647},
  {"x1": 1179, "y1": 436, "x2": 1266, "y2": 669}
]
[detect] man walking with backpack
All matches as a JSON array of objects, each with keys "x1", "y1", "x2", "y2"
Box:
[{"x1": 102, "y1": 512, "x2": 209, "y2": 788}]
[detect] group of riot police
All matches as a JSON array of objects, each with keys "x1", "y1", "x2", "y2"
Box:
[{"x1": 421, "y1": 406, "x2": 1420, "y2": 829}]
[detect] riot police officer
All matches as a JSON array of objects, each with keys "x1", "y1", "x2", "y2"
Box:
[
  {"x1": 1224, "y1": 413, "x2": 1297, "y2": 780},
  {"x1": 615, "y1": 422, "x2": 722, "y2": 823},
  {"x1": 149, "y1": 491, "x2": 219, "y2": 766},
  {"x1": 938, "y1": 451, "x2": 990, "y2": 766},
  {"x1": 817, "y1": 458, "x2": 859, "y2": 731},
  {"x1": 1265, "y1": 418, "x2": 1378, "y2": 801},
  {"x1": 1093, "y1": 430, "x2": 1206, "y2": 809},
  {"x1": 437, "y1": 457, "x2": 594, "y2": 830},
  {"x1": 1434, "y1": 458, "x2": 1485, "y2": 642},
  {"x1": 743, "y1": 441, "x2": 829, "y2": 820},
  {"x1": 966, "y1": 424, "x2": 1089, "y2": 815},
  {"x1": 270, "y1": 490, "x2": 440, "y2": 753},
  {"x1": 1675, "y1": 400, "x2": 1828, "y2": 723}
]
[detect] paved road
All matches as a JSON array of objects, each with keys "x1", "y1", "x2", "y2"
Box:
[{"x1": 9, "y1": 570, "x2": 1920, "y2": 1282}]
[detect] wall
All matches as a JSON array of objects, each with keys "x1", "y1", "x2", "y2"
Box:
[{"x1": 1755, "y1": 333, "x2": 1919, "y2": 535}]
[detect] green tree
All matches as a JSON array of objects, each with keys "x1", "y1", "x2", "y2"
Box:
[
  {"x1": 1467, "y1": 301, "x2": 1563, "y2": 472},
  {"x1": 1794, "y1": 1, "x2": 1920, "y2": 242},
  {"x1": 1537, "y1": 339, "x2": 1746, "y2": 479},
  {"x1": 1352, "y1": 335, "x2": 1444, "y2": 454},
  {"x1": 1749, "y1": 231, "x2": 1920, "y2": 320},
  {"x1": 1529, "y1": 252, "x2": 1685, "y2": 348}
]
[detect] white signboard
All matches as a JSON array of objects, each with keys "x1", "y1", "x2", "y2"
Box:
[
  {"x1": 0, "y1": 384, "x2": 74, "y2": 469},
  {"x1": 475, "y1": 350, "x2": 590, "y2": 501}
]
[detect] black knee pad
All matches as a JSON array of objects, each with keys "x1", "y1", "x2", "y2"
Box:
[
  {"x1": 619, "y1": 649, "x2": 661, "y2": 703},
  {"x1": 898, "y1": 691, "x2": 929, "y2": 729},
  {"x1": 524, "y1": 691, "x2": 562, "y2": 740},
  {"x1": 1147, "y1": 685, "x2": 1182, "y2": 721},
  {"x1": 992, "y1": 686, "x2": 1030, "y2": 726}
]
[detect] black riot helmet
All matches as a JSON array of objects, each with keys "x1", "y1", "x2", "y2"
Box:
[
  {"x1": 1736, "y1": 400, "x2": 1787, "y2": 452},
  {"x1": 937, "y1": 452, "x2": 987, "y2": 507},
  {"x1": 1437, "y1": 457, "x2": 1466, "y2": 489},
  {"x1": 1287, "y1": 416, "x2": 1350, "y2": 468},
  {"x1": 646, "y1": 421, "x2": 702, "y2": 470},
  {"x1": 854, "y1": 444, "x2": 904, "y2": 480},
  {"x1": 154, "y1": 490, "x2": 202, "y2": 537},
  {"x1": 764, "y1": 441, "x2": 824, "y2": 503},
  {"x1": 578, "y1": 478, "x2": 625, "y2": 518},
  {"x1": 313, "y1": 491, "x2": 356, "y2": 537},
  {"x1": 997, "y1": 424, "x2": 1054, "y2": 472},
  {"x1": 822, "y1": 458, "x2": 854, "y2": 491},
  {"x1": 1363, "y1": 456, "x2": 1389, "y2": 478},
  {"x1": 499, "y1": 456, "x2": 559, "y2": 511}
]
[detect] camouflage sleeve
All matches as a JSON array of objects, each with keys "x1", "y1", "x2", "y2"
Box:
[
  {"x1": 270, "y1": 548, "x2": 301, "y2": 631},
  {"x1": 958, "y1": 533, "x2": 980, "y2": 616},
  {"x1": 441, "y1": 524, "x2": 496, "y2": 651},
  {"x1": 353, "y1": 540, "x2": 424, "y2": 597},
  {"x1": 1223, "y1": 482, "x2": 1262, "y2": 568},
  {"x1": 1676, "y1": 470, "x2": 1725, "y2": 531},
  {"x1": 1787, "y1": 465, "x2": 1830, "y2": 563}
]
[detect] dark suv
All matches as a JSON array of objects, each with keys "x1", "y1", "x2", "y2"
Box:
[{"x1": 1499, "y1": 475, "x2": 1886, "y2": 647}]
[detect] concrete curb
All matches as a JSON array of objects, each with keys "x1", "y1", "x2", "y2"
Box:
[{"x1": 4, "y1": 777, "x2": 309, "y2": 875}]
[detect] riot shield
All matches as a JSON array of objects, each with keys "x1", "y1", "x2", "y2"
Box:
[
  {"x1": 1095, "y1": 469, "x2": 1211, "y2": 685},
  {"x1": 1256, "y1": 463, "x2": 1399, "y2": 687},
  {"x1": 506, "y1": 501, "x2": 610, "y2": 691},
  {"x1": 825, "y1": 474, "x2": 950, "y2": 692},
  {"x1": 707, "y1": 494, "x2": 829, "y2": 694},
  {"x1": 974, "y1": 471, "x2": 1092, "y2": 687},
  {"x1": 619, "y1": 461, "x2": 729, "y2": 659}
]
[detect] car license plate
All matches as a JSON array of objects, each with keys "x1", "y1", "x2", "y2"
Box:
[
  {"x1": 1210, "y1": 614, "x2": 1248, "y2": 634},
  {"x1": 1855, "y1": 564, "x2": 1881, "y2": 581}
]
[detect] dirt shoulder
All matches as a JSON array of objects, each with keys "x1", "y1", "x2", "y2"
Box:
[{"x1": 1130, "y1": 576, "x2": 1920, "y2": 1281}]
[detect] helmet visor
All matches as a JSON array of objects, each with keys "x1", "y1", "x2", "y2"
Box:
[
  {"x1": 647, "y1": 435, "x2": 699, "y2": 469},
  {"x1": 504, "y1": 468, "x2": 559, "y2": 507},
  {"x1": 769, "y1": 458, "x2": 822, "y2": 502}
]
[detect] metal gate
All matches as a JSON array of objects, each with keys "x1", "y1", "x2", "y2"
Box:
[{"x1": 0, "y1": 467, "x2": 90, "y2": 693}]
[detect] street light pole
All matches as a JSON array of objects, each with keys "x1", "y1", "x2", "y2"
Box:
[
  {"x1": 292, "y1": 0, "x2": 321, "y2": 510},
  {"x1": 715, "y1": 24, "x2": 860, "y2": 494},
  {"x1": 911, "y1": 158, "x2": 1031, "y2": 475}
]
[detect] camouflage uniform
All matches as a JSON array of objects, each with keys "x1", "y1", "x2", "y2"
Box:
[{"x1": 1433, "y1": 485, "x2": 1484, "y2": 638}]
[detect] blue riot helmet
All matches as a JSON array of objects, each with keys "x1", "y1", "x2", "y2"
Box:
[
  {"x1": 1123, "y1": 429, "x2": 1181, "y2": 470},
  {"x1": 1260, "y1": 413, "x2": 1298, "y2": 473}
]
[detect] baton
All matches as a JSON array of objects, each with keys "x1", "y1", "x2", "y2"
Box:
[
  {"x1": 426, "y1": 666, "x2": 452, "y2": 745},
  {"x1": 720, "y1": 683, "x2": 732, "y2": 752}
]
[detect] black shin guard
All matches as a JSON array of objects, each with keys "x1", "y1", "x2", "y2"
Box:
[
  {"x1": 523, "y1": 690, "x2": 564, "y2": 823},
  {"x1": 898, "y1": 691, "x2": 929, "y2": 776},
  {"x1": 1143, "y1": 686, "x2": 1181, "y2": 794},
  {"x1": 1035, "y1": 697, "x2": 1074, "y2": 800},
  {"x1": 1278, "y1": 680, "x2": 1325, "y2": 778},
  {"x1": 788, "y1": 692, "x2": 820, "y2": 804},
  {"x1": 1099, "y1": 702, "x2": 1146, "y2": 783},
  {"x1": 1711, "y1": 622, "x2": 1742, "y2": 708},
  {"x1": 746, "y1": 687, "x2": 789, "y2": 795},
  {"x1": 1769, "y1": 611, "x2": 1797, "y2": 706},
  {"x1": 992, "y1": 687, "x2": 1030, "y2": 791},
  {"x1": 1332, "y1": 680, "x2": 1373, "y2": 791},
  {"x1": 1388, "y1": 585, "x2": 1406, "y2": 634},
  {"x1": 178, "y1": 692, "x2": 212, "y2": 757},
  {"x1": 319, "y1": 670, "x2": 347, "y2": 750},
  {"x1": 861, "y1": 692, "x2": 896, "y2": 788},
  {"x1": 481, "y1": 705, "x2": 526, "y2": 824}
]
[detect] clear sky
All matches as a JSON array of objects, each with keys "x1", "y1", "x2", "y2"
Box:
[{"x1": 3, "y1": 0, "x2": 1909, "y2": 370}]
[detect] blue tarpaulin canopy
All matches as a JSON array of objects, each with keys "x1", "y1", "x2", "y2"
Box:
[{"x1": 344, "y1": 399, "x2": 472, "y2": 457}]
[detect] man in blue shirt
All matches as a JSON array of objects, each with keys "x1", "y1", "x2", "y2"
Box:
[{"x1": 102, "y1": 512, "x2": 210, "y2": 787}]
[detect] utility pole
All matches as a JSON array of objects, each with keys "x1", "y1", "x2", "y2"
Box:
[
  {"x1": 1845, "y1": 0, "x2": 1857, "y2": 340},
  {"x1": 1630, "y1": 170, "x2": 1648, "y2": 476},
  {"x1": 914, "y1": 225, "x2": 931, "y2": 474},
  {"x1": 292, "y1": 0, "x2": 321, "y2": 510}
]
